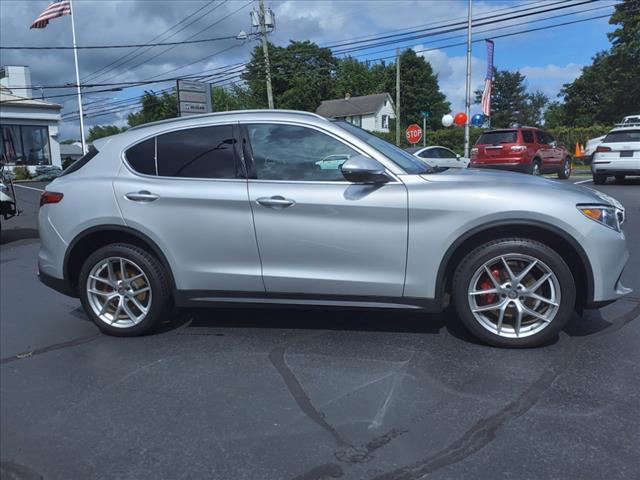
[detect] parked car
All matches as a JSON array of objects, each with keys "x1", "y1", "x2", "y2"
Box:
[
  {"x1": 405, "y1": 146, "x2": 470, "y2": 168},
  {"x1": 470, "y1": 127, "x2": 572, "y2": 179},
  {"x1": 37, "y1": 110, "x2": 630, "y2": 347},
  {"x1": 0, "y1": 164, "x2": 18, "y2": 225},
  {"x1": 584, "y1": 114, "x2": 640, "y2": 161},
  {"x1": 592, "y1": 124, "x2": 640, "y2": 184}
]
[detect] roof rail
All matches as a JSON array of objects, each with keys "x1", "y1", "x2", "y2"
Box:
[
  {"x1": 614, "y1": 122, "x2": 640, "y2": 127},
  {"x1": 128, "y1": 109, "x2": 327, "y2": 131}
]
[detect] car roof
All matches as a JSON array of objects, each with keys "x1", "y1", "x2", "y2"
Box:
[{"x1": 609, "y1": 125, "x2": 640, "y2": 132}]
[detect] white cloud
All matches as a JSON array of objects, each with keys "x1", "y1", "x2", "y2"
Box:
[
  {"x1": 414, "y1": 47, "x2": 485, "y2": 115},
  {"x1": 520, "y1": 63, "x2": 584, "y2": 97}
]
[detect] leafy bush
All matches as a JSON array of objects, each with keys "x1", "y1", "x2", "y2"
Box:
[
  {"x1": 548, "y1": 125, "x2": 611, "y2": 151},
  {"x1": 13, "y1": 165, "x2": 31, "y2": 181}
]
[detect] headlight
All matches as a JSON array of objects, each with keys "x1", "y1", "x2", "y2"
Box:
[{"x1": 578, "y1": 205, "x2": 623, "y2": 232}]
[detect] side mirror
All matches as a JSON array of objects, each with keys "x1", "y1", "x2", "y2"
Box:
[
  {"x1": 456, "y1": 154, "x2": 461, "y2": 159},
  {"x1": 340, "y1": 156, "x2": 391, "y2": 184}
]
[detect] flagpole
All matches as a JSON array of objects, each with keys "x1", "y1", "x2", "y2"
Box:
[
  {"x1": 463, "y1": 0, "x2": 472, "y2": 158},
  {"x1": 68, "y1": 0, "x2": 86, "y2": 153}
]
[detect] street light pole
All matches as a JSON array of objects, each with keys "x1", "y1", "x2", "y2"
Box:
[
  {"x1": 395, "y1": 48, "x2": 401, "y2": 146},
  {"x1": 258, "y1": 0, "x2": 274, "y2": 109},
  {"x1": 464, "y1": 0, "x2": 473, "y2": 158}
]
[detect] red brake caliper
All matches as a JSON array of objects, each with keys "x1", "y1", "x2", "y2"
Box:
[{"x1": 479, "y1": 268, "x2": 501, "y2": 304}]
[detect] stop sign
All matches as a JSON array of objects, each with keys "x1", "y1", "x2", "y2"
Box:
[{"x1": 406, "y1": 124, "x2": 423, "y2": 144}]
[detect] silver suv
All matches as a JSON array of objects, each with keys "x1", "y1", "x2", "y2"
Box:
[{"x1": 38, "y1": 110, "x2": 631, "y2": 347}]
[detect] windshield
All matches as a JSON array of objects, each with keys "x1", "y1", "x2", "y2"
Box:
[
  {"x1": 477, "y1": 131, "x2": 518, "y2": 145},
  {"x1": 604, "y1": 130, "x2": 640, "y2": 143},
  {"x1": 334, "y1": 121, "x2": 434, "y2": 174}
]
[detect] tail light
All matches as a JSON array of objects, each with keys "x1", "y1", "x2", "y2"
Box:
[
  {"x1": 596, "y1": 146, "x2": 612, "y2": 153},
  {"x1": 40, "y1": 191, "x2": 64, "y2": 207},
  {"x1": 510, "y1": 145, "x2": 527, "y2": 153}
]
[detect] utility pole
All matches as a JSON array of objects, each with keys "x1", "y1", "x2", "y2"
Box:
[
  {"x1": 395, "y1": 48, "x2": 401, "y2": 146},
  {"x1": 258, "y1": 0, "x2": 274, "y2": 109},
  {"x1": 464, "y1": 0, "x2": 473, "y2": 158}
]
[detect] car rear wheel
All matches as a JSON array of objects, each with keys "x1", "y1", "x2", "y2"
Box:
[
  {"x1": 79, "y1": 243, "x2": 171, "y2": 336},
  {"x1": 557, "y1": 157, "x2": 571, "y2": 179},
  {"x1": 530, "y1": 159, "x2": 541, "y2": 176},
  {"x1": 593, "y1": 174, "x2": 607, "y2": 185},
  {"x1": 452, "y1": 238, "x2": 575, "y2": 348}
]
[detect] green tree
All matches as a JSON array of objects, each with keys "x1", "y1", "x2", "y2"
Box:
[
  {"x1": 242, "y1": 41, "x2": 336, "y2": 111},
  {"x1": 332, "y1": 56, "x2": 377, "y2": 98},
  {"x1": 557, "y1": 0, "x2": 639, "y2": 126},
  {"x1": 211, "y1": 85, "x2": 253, "y2": 111},
  {"x1": 87, "y1": 124, "x2": 127, "y2": 142},
  {"x1": 127, "y1": 90, "x2": 178, "y2": 127},
  {"x1": 384, "y1": 49, "x2": 450, "y2": 130},
  {"x1": 544, "y1": 101, "x2": 567, "y2": 129}
]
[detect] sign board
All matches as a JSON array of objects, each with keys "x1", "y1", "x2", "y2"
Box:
[
  {"x1": 406, "y1": 124, "x2": 423, "y2": 144},
  {"x1": 176, "y1": 79, "x2": 212, "y2": 116}
]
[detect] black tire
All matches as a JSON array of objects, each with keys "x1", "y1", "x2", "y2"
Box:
[
  {"x1": 615, "y1": 175, "x2": 625, "y2": 182},
  {"x1": 557, "y1": 157, "x2": 572, "y2": 179},
  {"x1": 593, "y1": 174, "x2": 607, "y2": 185},
  {"x1": 530, "y1": 158, "x2": 542, "y2": 176},
  {"x1": 452, "y1": 238, "x2": 576, "y2": 348},
  {"x1": 78, "y1": 243, "x2": 171, "y2": 336}
]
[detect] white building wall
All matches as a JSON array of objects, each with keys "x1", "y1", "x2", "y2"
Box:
[
  {"x1": 361, "y1": 114, "x2": 376, "y2": 132},
  {"x1": 373, "y1": 95, "x2": 396, "y2": 133}
]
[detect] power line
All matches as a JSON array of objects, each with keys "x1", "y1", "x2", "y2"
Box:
[{"x1": 82, "y1": 0, "x2": 219, "y2": 83}]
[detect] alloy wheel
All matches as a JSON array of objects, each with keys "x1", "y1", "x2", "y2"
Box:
[
  {"x1": 467, "y1": 254, "x2": 561, "y2": 338},
  {"x1": 86, "y1": 257, "x2": 152, "y2": 328},
  {"x1": 532, "y1": 163, "x2": 541, "y2": 176}
]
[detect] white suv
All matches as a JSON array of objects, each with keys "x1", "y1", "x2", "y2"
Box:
[{"x1": 592, "y1": 124, "x2": 640, "y2": 184}]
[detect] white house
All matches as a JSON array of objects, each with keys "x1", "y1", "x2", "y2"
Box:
[
  {"x1": 316, "y1": 93, "x2": 396, "y2": 133},
  {"x1": 0, "y1": 66, "x2": 62, "y2": 172}
]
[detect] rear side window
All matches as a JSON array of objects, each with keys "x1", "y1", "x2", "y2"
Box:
[
  {"x1": 126, "y1": 138, "x2": 156, "y2": 175},
  {"x1": 476, "y1": 131, "x2": 517, "y2": 145},
  {"x1": 59, "y1": 145, "x2": 99, "y2": 177},
  {"x1": 157, "y1": 125, "x2": 240, "y2": 179},
  {"x1": 604, "y1": 130, "x2": 640, "y2": 143},
  {"x1": 522, "y1": 130, "x2": 534, "y2": 143}
]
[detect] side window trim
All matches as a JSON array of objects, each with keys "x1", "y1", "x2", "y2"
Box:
[{"x1": 122, "y1": 123, "x2": 246, "y2": 180}]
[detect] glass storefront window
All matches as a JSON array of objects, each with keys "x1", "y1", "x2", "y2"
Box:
[{"x1": 0, "y1": 125, "x2": 51, "y2": 166}]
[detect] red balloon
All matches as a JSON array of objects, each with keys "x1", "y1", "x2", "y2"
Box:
[{"x1": 454, "y1": 112, "x2": 467, "y2": 125}]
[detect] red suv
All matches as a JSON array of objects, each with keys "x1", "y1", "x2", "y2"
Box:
[{"x1": 470, "y1": 128, "x2": 572, "y2": 179}]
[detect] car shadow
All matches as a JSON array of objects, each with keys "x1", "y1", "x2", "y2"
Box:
[
  {"x1": 172, "y1": 305, "x2": 449, "y2": 337},
  {"x1": 0, "y1": 227, "x2": 39, "y2": 245}
]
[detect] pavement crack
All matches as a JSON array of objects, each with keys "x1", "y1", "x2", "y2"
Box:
[
  {"x1": 370, "y1": 303, "x2": 640, "y2": 480},
  {"x1": 269, "y1": 340, "x2": 351, "y2": 448},
  {"x1": 0, "y1": 333, "x2": 100, "y2": 365}
]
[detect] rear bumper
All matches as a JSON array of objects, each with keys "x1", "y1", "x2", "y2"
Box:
[
  {"x1": 469, "y1": 162, "x2": 530, "y2": 173},
  {"x1": 38, "y1": 267, "x2": 77, "y2": 298}
]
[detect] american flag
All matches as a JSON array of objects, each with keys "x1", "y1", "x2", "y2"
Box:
[
  {"x1": 480, "y1": 40, "x2": 495, "y2": 117},
  {"x1": 30, "y1": 0, "x2": 71, "y2": 29}
]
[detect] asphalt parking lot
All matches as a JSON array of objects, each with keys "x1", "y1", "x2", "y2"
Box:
[{"x1": 1, "y1": 176, "x2": 639, "y2": 480}]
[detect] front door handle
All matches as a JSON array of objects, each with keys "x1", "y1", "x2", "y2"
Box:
[
  {"x1": 256, "y1": 195, "x2": 295, "y2": 209},
  {"x1": 125, "y1": 191, "x2": 159, "y2": 202}
]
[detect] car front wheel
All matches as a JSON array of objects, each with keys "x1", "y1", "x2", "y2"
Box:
[
  {"x1": 452, "y1": 238, "x2": 575, "y2": 347},
  {"x1": 78, "y1": 243, "x2": 171, "y2": 336},
  {"x1": 557, "y1": 157, "x2": 571, "y2": 179}
]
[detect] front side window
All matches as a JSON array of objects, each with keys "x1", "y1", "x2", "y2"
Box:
[
  {"x1": 247, "y1": 123, "x2": 359, "y2": 181},
  {"x1": 419, "y1": 148, "x2": 439, "y2": 159},
  {"x1": 536, "y1": 131, "x2": 550, "y2": 145},
  {"x1": 437, "y1": 148, "x2": 457, "y2": 159},
  {"x1": 157, "y1": 125, "x2": 240, "y2": 179},
  {"x1": 0, "y1": 125, "x2": 50, "y2": 165},
  {"x1": 604, "y1": 129, "x2": 640, "y2": 143}
]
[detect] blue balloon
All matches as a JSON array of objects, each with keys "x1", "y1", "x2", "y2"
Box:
[{"x1": 471, "y1": 114, "x2": 485, "y2": 126}]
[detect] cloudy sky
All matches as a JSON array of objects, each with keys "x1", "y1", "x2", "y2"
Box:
[{"x1": 0, "y1": 0, "x2": 618, "y2": 139}]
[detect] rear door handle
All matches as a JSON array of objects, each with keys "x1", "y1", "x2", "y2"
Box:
[
  {"x1": 125, "y1": 191, "x2": 159, "y2": 202},
  {"x1": 256, "y1": 195, "x2": 295, "y2": 209}
]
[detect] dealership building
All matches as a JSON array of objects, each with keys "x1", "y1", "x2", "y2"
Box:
[{"x1": 0, "y1": 65, "x2": 62, "y2": 172}]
